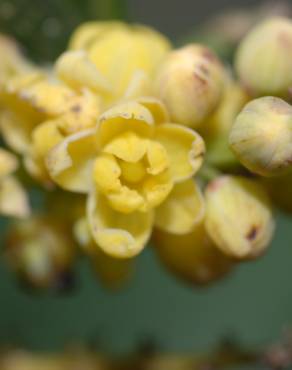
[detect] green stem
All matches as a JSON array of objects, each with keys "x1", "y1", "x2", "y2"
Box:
[{"x1": 198, "y1": 164, "x2": 222, "y2": 183}]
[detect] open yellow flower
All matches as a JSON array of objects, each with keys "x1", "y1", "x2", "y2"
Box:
[
  {"x1": 0, "y1": 54, "x2": 103, "y2": 185},
  {"x1": 0, "y1": 148, "x2": 30, "y2": 218},
  {"x1": 68, "y1": 21, "x2": 172, "y2": 103},
  {"x1": 46, "y1": 98, "x2": 205, "y2": 258}
]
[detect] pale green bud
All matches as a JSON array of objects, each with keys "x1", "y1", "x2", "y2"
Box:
[
  {"x1": 205, "y1": 176, "x2": 275, "y2": 260},
  {"x1": 235, "y1": 17, "x2": 292, "y2": 96},
  {"x1": 229, "y1": 96, "x2": 292, "y2": 177}
]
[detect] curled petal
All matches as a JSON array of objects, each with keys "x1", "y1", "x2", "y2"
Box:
[
  {"x1": 154, "y1": 123, "x2": 205, "y2": 182},
  {"x1": 93, "y1": 154, "x2": 121, "y2": 193},
  {"x1": 108, "y1": 186, "x2": 145, "y2": 214},
  {"x1": 13, "y1": 79, "x2": 75, "y2": 116},
  {"x1": 98, "y1": 101, "x2": 154, "y2": 146},
  {"x1": 0, "y1": 148, "x2": 18, "y2": 178},
  {"x1": 55, "y1": 50, "x2": 112, "y2": 94},
  {"x1": 135, "y1": 97, "x2": 169, "y2": 124},
  {"x1": 155, "y1": 179, "x2": 205, "y2": 234},
  {"x1": 146, "y1": 141, "x2": 169, "y2": 175},
  {"x1": 142, "y1": 172, "x2": 173, "y2": 211},
  {"x1": 87, "y1": 189, "x2": 153, "y2": 258},
  {"x1": 0, "y1": 176, "x2": 30, "y2": 218},
  {"x1": 46, "y1": 128, "x2": 98, "y2": 193},
  {"x1": 103, "y1": 131, "x2": 148, "y2": 163}
]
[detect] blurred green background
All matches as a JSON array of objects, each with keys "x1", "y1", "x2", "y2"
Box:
[{"x1": 0, "y1": 0, "x2": 291, "y2": 357}]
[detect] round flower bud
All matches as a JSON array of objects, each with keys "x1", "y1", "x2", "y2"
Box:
[
  {"x1": 235, "y1": 17, "x2": 292, "y2": 96},
  {"x1": 229, "y1": 96, "x2": 292, "y2": 177},
  {"x1": 155, "y1": 44, "x2": 226, "y2": 128},
  {"x1": 205, "y1": 176, "x2": 275, "y2": 260},
  {"x1": 153, "y1": 223, "x2": 233, "y2": 286}
]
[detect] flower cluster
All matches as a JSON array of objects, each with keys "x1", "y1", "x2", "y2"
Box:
[{"x1": 2, "y1": 15, "x2": 291, "y2": 290}]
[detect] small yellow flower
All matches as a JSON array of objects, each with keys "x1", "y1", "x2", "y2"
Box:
[
  {"x1": 6, "y1": 216, "x2": 76, "y2": 290},
  {"x1": 0, "y1": 148, "x2": 30, "y2": 218},
  {"x1": 153, "y1": 221, "x2": 233, "y2": 286},
  {"x1": 69, "y1": 21, "x2": 172, "y2": 102},
  {"x1": 205, "y1": 176, "x2": 275, "y2": 260},
  {"x1": 46, "y1": 98, "x2": 205, "y2": 258},
  {"x1": 0, "y1": 56, "x2": 102, "y2": 184}
]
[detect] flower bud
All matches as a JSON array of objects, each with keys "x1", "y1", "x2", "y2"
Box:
[
  {"x1": 229, "y1": 96, "x2": 292, "y2": 177},
  {"x1": 205, "y1": 176, "x2": 275, "y2": 260},
  {"x1": 155, "y1": 44, "x2": 225, "y2": 128},
  {"x1": 153, "y1": 222, "x2": 233, "y2": 286},
  {"x1": 5, "y1": 217, "x2": 76, "y2": 291},
  {"x1": 235, "y1": 17, "x2": 292, "y2": 96}
]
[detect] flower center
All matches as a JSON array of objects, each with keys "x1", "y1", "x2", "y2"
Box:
[{"x1": 93, "y1": 131, "x2": 173, "y2": 214}]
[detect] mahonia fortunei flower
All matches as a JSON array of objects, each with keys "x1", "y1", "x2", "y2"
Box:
[
  {"x1": 46, "y1": 98, "x2": 205, "y2": 258},
  {"x1": 6, "y1": 216, "x2": 76, "y2": 290},
  {"x1": 69, "y1": 21, "x2": 172, "y2": 103}
]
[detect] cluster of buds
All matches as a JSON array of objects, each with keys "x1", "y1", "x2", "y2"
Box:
[{"x1": 1, "y1": 14, "x2": 291, "y2": 291}]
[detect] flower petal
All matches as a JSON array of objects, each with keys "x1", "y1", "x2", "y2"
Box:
[
  {"x1": 0, "y1": 109, "x2": 35, "y2": 154},
  {"x1": 103, "y1": 131, "x2": 148, "y2": 162},
  {"x1": 55, "y1": 50, "x2": 112, "y2": 95},
  {"x1": 0, "y1": 148, "x2": 18, "y2": 178},
  {"x1": 46, "y1": 128, "x2": 98, "y2": 193},
  {"x1": 154, "y1": 123, "x2": 205, "y2": 182},
  {"x1": 98, "y1": 101, "x2": 154, "y2": 146},
  {"x1": 146, "y1": 140, "x2": 169, "y2": 175},
  {"x1": 93, "y1": 153, "x2": 121, "y2": 193},
  {"x1": 87, "y1": 189, "x2": 153, "y2": 258},
  {"x1": 0, "y1": 176, "x2": 30, "y2": 218},
  {"x1": 155, "y1": 179, "x2": 205, "y2": 234},
  {"x1": 136, "y1": 97, "x2": 169, "y2": 124},
  {"x1": 142, "y1": 172, "x2": 173, "y2": 211}
]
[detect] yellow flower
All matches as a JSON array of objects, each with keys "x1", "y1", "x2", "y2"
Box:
[
  {"x1": 153, "y1": 221, "x2": 233, "y2": 286},
  {"x1": 46, "y1": 98, "x2": 205, "y2": 258},
  {"x1": 0, "y1": 148, "x2": 30, "y2": 218},
  {"x1": 0, "y1": 57, "x2": 102, "y2": 185},
  {"x1": 205, "y1": 176, "x2": 275, "y2": 260},
  {"x1": 6, "y1": 216, "x2": 76, "y2": 291},
  {"x1": 68, "y1": 21, "x2": 172, "y2": 102}
]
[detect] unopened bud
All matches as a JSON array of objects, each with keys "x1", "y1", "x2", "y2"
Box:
[
  {"x1": 205, "y1": 176, "x2": 275, "y2": 260},
  {"x1": 229, "y1": 96, "x2": 292, "y2": 177},
  {"x1": 153, "y1": 222, "x2": 233, "y2": 286},
  {"x1": 235, "y1": 17, "x2": 292, "y2": 96},
  {"x1": 155, "y1": 44, "x2": 225, "y2": 128}
]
